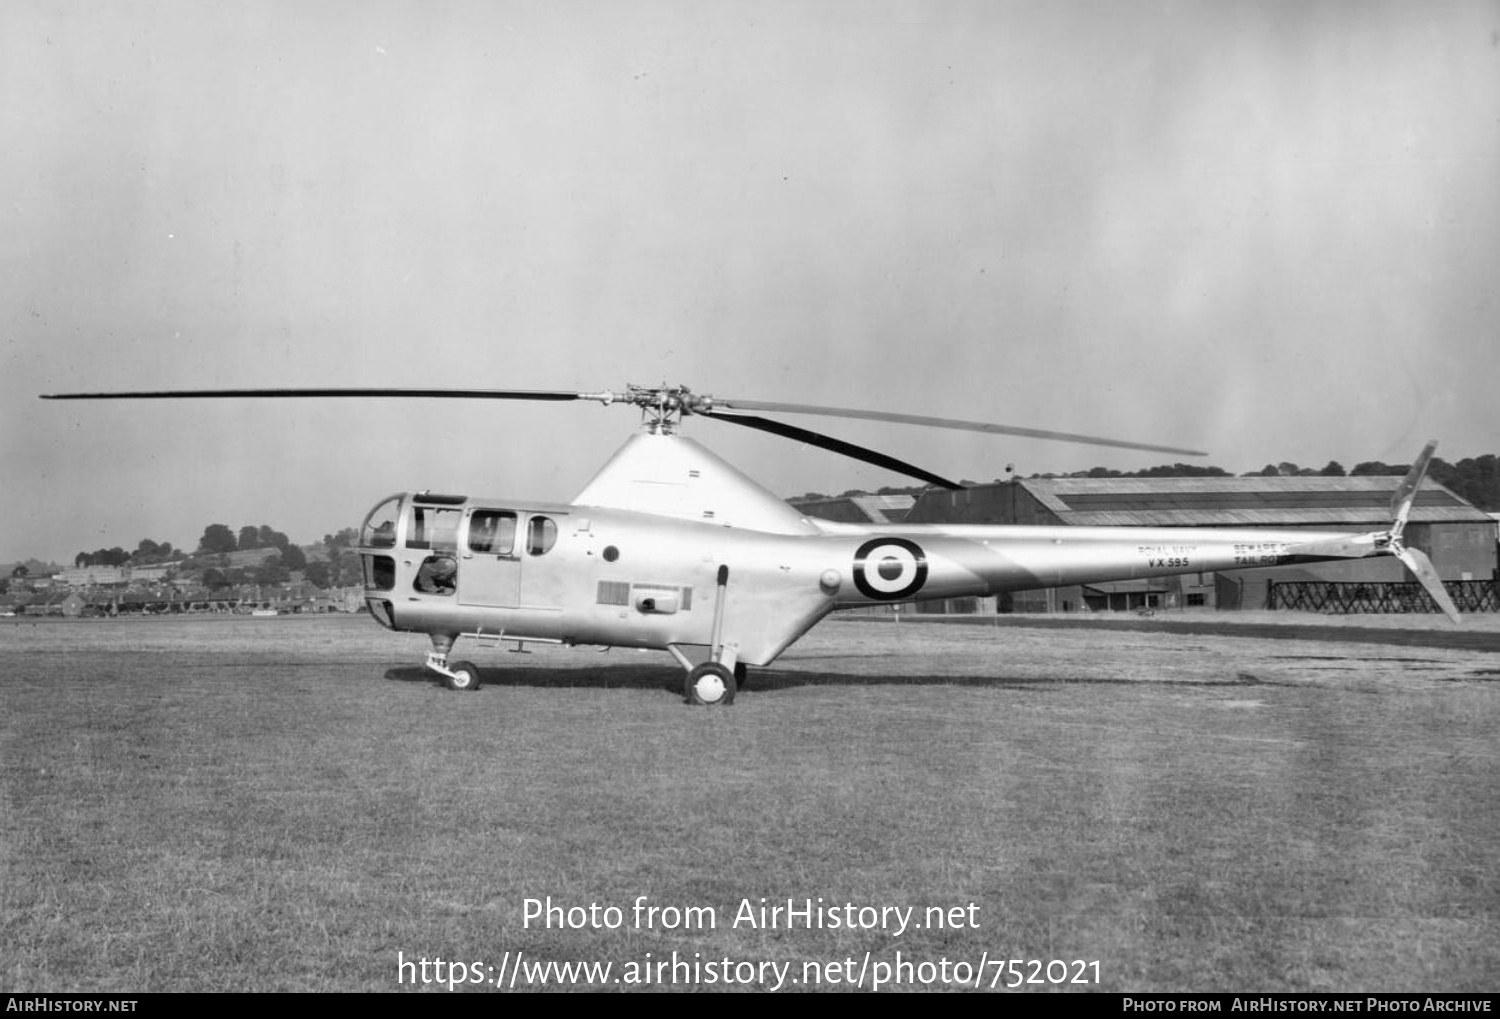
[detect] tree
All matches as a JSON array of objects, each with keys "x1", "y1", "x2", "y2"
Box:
[
  {"x1": 84, "y1": 547, "x2": 130, "y2": 567},
  {"x1": 1318, "y1": 461, "x2": 1346, "y2": 476},
  {"x1": 1133, "y1": 463, "x2": 1230, "y2": 478},
  {"x1": 1457, "y1": 454, "x2": 1499, "y2": 510},
  {"x1": 1350, "y1": 461, "x2": 1404, "y2": 476},
  {"x1": 1074, "y1": 463, "x2": 1228, "y2": 478},
  {"x1": 1429, "y1": 454, "x2": 1500, "y2": 511},
  {"x1": 248, "y1": 525, "x2": 285, "y2": 550},
  {"x1": 253, "y1": 560, "x2": 290, "y2": 586},
  {"x1": 329, "y1": 548, "x2": 361, "y2": 587},
  {"x1": 238, "y1": 526, "x2": 261, "y2": 550},
  {"x1": 324, "y1": 527, "x2": 359, "y2": 550},
  {"x1": 280, "y1": 544, "x2": 307, "y2": 572},
  {"x1": 199, "y1": 524, "x2": 237, "y2": 554},
  {"x1": 304, "y1": 561, "x2": 332, "y2": 588}
]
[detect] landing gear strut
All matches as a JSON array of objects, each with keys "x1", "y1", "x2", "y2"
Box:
[
  {"x1": 425, "y1": 633, "x2": 483, "y2": 692},
  {"x1": 678, "y1": 563, "x2": 740, "y2": 706}
]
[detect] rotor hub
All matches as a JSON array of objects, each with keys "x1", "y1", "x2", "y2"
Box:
[{"x1": 611, "y1": 384, "x2": 714, "y2": 434}]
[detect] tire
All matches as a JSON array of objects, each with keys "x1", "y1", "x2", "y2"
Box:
[
  {"x1": 446, "y1": 660, "x2": 482, "y2": 692},
  {"x1": 684, "y1": 661, "x2": 736, "y2": 706},
  {"x1": 734, "y1": 662, "x2": 748, "y2": 691}
]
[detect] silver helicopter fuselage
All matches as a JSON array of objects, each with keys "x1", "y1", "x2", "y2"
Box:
[{"x1": 359, "y1": 431, "x2": 1401, "y2": 670}]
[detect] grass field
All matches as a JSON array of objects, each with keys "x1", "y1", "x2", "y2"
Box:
[{"x1": 2, "y1": 613, "x2": 1497, "y2": 992}]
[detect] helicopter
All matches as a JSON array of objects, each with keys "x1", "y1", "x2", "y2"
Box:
[{"x1": 41, "y1": 384, "x2": 1461, "y2": 705}]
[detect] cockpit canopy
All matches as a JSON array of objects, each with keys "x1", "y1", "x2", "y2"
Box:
[
  {"x1": 360, "y1": 492, "x2": 469, "y2": 550},
  {"x1": 361, "y1": 493, "x2": 562, "y2": 554},
  {"x1": 358, "y1": 492, "x2": 563, "y2": 601}
]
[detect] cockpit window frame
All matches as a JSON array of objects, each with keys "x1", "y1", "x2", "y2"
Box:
[
  {"x1": 361, "y1": 494, "x2": 404, "y2": 549},
  {"x1": 406, "y1": 505, "x2": 461, "y2": 552}
]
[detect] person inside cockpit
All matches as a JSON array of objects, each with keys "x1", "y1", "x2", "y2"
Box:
[{"x1": 414, "y1": 554, "x2": 457, "y2": 594}]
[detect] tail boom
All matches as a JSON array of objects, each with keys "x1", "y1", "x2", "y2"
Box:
[
  {"x1": 827, "y1": 521, "x2": 1461, "y2": 623},
  {"x1": 830, "y1": 524, "x2": 1388, "y2": 604}
]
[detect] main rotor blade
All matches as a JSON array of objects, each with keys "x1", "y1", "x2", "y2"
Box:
[
  {"x1": 40, "y1": 387, "x2": 587, "y2": 402},
  {"x1": 708, "y1": 398, "x2": 1207, "y2": 457},
  {"x1": 709, "y1": 413, "x2": 963, "y2": 490}
]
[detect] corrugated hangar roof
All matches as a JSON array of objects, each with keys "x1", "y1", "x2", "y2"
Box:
[{"x1": 1021, "y1": 477, "x2": 1490, "y2": 528}]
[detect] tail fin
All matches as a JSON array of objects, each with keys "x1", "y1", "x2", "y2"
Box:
[{"x1": 1385, "y1": 441, "x2": 1461, "y2": 624}]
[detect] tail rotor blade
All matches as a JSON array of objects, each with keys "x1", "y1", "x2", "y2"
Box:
[
  {"x1": 1389, "y1": 440, "x2": 1439, "y2": 536},
  {"x1": 1392, "y1": 544, "x2": 1461, "y2": 625}
]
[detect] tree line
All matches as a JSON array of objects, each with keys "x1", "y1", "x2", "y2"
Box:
[
  {"x1": 1237, "y1": 455, "x2": 1499, "y2": 510},
  {"x1": 66, "y1": 525, "x2": 364, "y2": 591}
]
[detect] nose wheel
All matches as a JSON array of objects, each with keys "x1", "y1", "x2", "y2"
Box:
[{"x1": 445, "y1": 660, "x2": 482, "y2": 692}]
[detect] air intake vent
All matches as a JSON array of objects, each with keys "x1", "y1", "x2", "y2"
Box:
[{"x1": 597, "y1": 581, "x2": 631, "y2": 606}]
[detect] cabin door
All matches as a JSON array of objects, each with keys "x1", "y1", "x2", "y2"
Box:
[{"x1": 458, "y1": 509, "x2": 521, "y2": 608}]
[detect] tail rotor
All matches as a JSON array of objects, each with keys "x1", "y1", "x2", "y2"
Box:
[{"x1": 1382, "y1": 441, "x2": 1461, "y2": 624}]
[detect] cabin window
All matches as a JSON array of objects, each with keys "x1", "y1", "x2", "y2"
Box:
[
  {"x1": 413, "y1": 555, "x2": 457, "y2": 595},
  {"x1": 407, "y1": 506, "x2": 461, "y2": 551},
  {"x1": 469, "y1": 511, "x2": 517, "y2": 556},
  {"x1": 362, "y1": 554, "x2": 395, "y2": 591},
  {"x1": 526, "y1": 515, "x2": 558, "y2": 556}
]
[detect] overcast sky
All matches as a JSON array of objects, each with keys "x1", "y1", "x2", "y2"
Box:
[{"x1": 4, "y1": 1, "x2": 1498, "y2": 564}]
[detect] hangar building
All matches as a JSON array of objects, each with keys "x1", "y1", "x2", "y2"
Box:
[
  {"x1": 789, "y1": 493, "x2": 915, "y2": 525},
  {"x1": 892, "y1": 476, "x2": 1497, "y2": 613}
]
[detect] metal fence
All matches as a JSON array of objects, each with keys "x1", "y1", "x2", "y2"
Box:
[{"x1": 1267, "y1": 580, "x2": 1500, "y2": 615}]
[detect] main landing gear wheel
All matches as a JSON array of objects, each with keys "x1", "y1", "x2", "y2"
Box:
[
  {"x1": 684, "y1": 662, "x2": 736, "y2": 706},
  {"x1": 446, "y1": 660, "x2": 482, "y2": 692}
]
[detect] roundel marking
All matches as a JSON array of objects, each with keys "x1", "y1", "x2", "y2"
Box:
[{"x1": 852, "y1": 537, "x2": 928, "y2": 601}]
